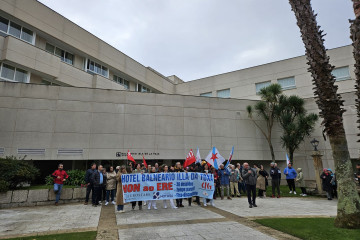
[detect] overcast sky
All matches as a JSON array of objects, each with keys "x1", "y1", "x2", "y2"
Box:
[{"x1": 39, "y1": 0, "x2": 353, "y2": 81}]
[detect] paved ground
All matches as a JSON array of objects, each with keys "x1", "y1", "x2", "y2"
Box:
[{"x1": 0, "y1": 197, "x2": 338, "y2": 240}]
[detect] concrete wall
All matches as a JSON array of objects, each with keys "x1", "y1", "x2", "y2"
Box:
[{"x1": 0, "y1": 187, "x2": 86, "y2": 209}]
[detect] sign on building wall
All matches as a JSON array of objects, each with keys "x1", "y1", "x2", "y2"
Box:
[{"x1": 121, "y1": 172, "x2": 214, "y2": 202}]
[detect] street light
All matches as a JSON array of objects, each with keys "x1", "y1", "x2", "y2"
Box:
[{"x1": 310, "y1": 138, "x2": 319, "y2": 151}]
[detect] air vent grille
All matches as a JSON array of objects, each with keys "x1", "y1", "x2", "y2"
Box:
[
  {"x1": 18, "y1": 149, "x2": 45, "y2": 155},
  {"x1": 58, "y1": 148, "x2": 83, "y2": 155}
]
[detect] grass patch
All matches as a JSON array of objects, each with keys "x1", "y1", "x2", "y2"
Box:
[
  {"x1": 265, "y1": 185, "x2": 318, "y2": 198},
  {"x1": 18, "y1": 185, "x2": 79, "y2": 190},
  {"x1": 4, "y1": 231, "x2": 97, "y2": 240},
  {"x1": 254, "y1": 218, "x2": 360, "y2": 240}
]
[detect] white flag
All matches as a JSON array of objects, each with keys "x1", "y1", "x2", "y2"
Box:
[
  {"x1": 195, "y1": 148, "x2": 201, "y2": 164},
  {"x1": 205, "y1": 147, "x2": 226, "y2": 170}
]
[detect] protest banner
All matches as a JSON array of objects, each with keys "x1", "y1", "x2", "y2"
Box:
[{"x1": 121, "y1": 172, "x2": 214, "y2": 203}]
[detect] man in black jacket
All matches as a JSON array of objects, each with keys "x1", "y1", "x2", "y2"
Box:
[
  {"x1": 84, "y1": 163, "x2": 96, "y2": 205},
  {"x1": 91, "y1": 165, "x2": 105, "y2": 207},
  {"x1": 270, "y1": 162, "x2": 281, "y2": 198},
  {"x1": 242, "y1": 162, "x2": 257, "y2": 208}
]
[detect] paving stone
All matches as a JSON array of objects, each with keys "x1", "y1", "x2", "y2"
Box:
[
  {"x1": 11, "y1": 190, "x2": 28, "y2": 203},
  {"x1": 27, "y1": 189, "x2": 48, "y2": 202},
  {"x1": 0, "y1": 191, "x2": 12, "y2": 204}
]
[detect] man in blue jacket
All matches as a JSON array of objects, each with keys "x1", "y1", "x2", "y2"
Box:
[
  {"x1": 284, "y1": 163, "x2": 298, "y2": 194},
  {"x1": 218, "y1": 164, "x2": 231, "y2": 200}
]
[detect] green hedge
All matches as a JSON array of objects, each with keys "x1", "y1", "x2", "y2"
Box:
[
  {"x1": 0, "y1": 156, "x2": 40, "y2": 192},
  {"x1": 45, "y1": 169, "x2": 86, "y2": 186}
]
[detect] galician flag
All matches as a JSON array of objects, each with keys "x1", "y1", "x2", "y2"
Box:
[
  {"x1": 205, "y1": 147, "x2": 226, "y2": 170},
  {"x1": 224, "y1": 146, "x2": 234, "y2": 169},
  {"x1": 195, "y1": 148, "x2": 202, "y2": 164},
  {"x1": 127, "y1": 150, "x2": 136, "y2": 163},
  {"x1": 286, "y1": 153, "x2": 290, "y2": 165},
  {"x1": 184, "y1": 149, "x2": 196, "y2": 168}
]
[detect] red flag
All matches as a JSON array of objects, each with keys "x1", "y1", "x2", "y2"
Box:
[
  {"x1": 143, "y1": 155, "x2": 148, "y2": 168},
  {"x1": 184, "y1": 149, "x2": 196, "y2": 168},
  {"x1": 127, "y1": 150, "x2": 136, "y2": 163}
]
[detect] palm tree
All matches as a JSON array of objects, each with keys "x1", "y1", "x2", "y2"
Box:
[
  {"x1": 350, "y1": 1, "x2": 360, "y2": 140},
  {"x1": 289, "y1": 0, "x2": 360, "y2": 228},
  {"x1": 247, "y1": 84, "x2": 282, "y2": 162},
  {"x1": 276, "y1": 95, "x2": 318, "y2": 163}
]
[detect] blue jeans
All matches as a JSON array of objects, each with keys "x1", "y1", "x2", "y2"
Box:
[
  {"x1": 117, "y1": 205, "x2": 124, "y2": 211},
  {"x1": 54, "y1": 183, "x2": 63, "y2": 203},
  {"x1": 106, "y1": 189, "x2": 116, "y2": 202}
]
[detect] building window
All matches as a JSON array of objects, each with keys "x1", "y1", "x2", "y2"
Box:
[
  {"x1": 137, "y1": 83, "x2": 151, "y2": 93},
  {"x1": 217, "y1": 89, "x2": 230, "y2": 98},
  {"x1": 45, "y1": 43, "x2": 73, "y2": 65},
  {"x1": 113, "y1": 75, "x2": 130, "y2": 89},
  {"x1": 255, "y1": 81, "x2": 271, "y2": 94},
  {"x1": 332, "y1": 66, "x2": 351, "y2": 81},
  {"x1": 200, "y1": 92, "x2": 212, "y2": 97},
  {"x1": 86, "y1": 59, "x2": 108, "y2": 78},
  {"x1": 277, "y1": 77, "x2": 296, "y2": 90},
  {"x1": 0, "y1": 16, "x2": 34, "y2": 44},
  {"x1": 0, "y1": 63, "x2": 29, "y2": 83}
]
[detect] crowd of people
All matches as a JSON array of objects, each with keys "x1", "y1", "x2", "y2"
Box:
[{"x1": 49, "y1": 161, "x2": 355, "y2": 210}]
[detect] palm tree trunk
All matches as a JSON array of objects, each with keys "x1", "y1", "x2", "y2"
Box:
[
  {"x1": 289, "y1": 0, "x2": 360, "y2": 228},
  {"x1": 350, "y1": 1, "x2": 360, "y2": 141},
  {"x1": 268, "y1": 139, "x2": 275, "y2": 162}
]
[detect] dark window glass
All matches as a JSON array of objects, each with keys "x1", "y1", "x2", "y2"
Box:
[
  {"x1": 45, "y1": 43, "x2": 55, "y2": 53},
  {"x1": 0, "y1": 16, "x2": 9, "y2": 33},
  {"x1": 20, "y1": 27, "x2": 33, "y2": 43},
  {"x1": 9, "y1": 22, "x2": 21, "y2": 38},
  {"x1": 15, "y1": 68, "x2": 28, "y2": 83},
  {"x1": 1, "y1": 64, "x2": 15, "y2": 80},
  {"x1": 64, "y1": 52, "x2": 73, "y2": 65}
]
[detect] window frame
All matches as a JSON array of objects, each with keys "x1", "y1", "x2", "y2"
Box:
[
  {"x1": 216, "y1": 88, "x2": 230, "y2": 98},
  {"x1": 200, "y1": 92, "x2": 212, "y2": 97},
  {"x1": 0, "y1": 16, "x2": 35, "y2": 45},
  {"x1": 332, "y1": 66, "x2": 351, "y2": 82},
  {"x1": 255, "y1": 81, "x2": 271, "y2": 94},
  {"x1": 45, "y1": 43, "x2": 74, "y2": 65},
  {"x1": 277, "y1": 76, "x2": 296, "y2": 90},
  {"x1": 85, "y1": 58, "x2": 109, "y2": 78},
  {"x1": 113, "y1": 74, "x2": 130, "y2": 89},
  {"x1": 0, "y1": 62, "x2": 30, "y2": 83}
]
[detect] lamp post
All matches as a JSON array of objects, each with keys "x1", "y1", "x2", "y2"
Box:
[{"x1": 310, "y1": 138, "x2": 323, "y2": 193}]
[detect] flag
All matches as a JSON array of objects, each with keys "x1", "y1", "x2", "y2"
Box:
[
  {"x1": 205, "y1": 147, "x2": 226, "y2": 170},
  {"x1": 127, "y1": 150, "x2": 136, "y2": 163},
  {"x1": 224, "y1": 146, "x2": 234, "y2": 170},
  {"x1": 286, "y1": 153, "x2": 290, "y2": 165},
  {"x1": 142, "y1": 155, "x2": 148, "y2": 168},
  {"x1": 195, "y1": 148, "x2": 202, "y2": 164},
  {"x1": 184, "y1": 149, "x2": 196, "y2": 168}
]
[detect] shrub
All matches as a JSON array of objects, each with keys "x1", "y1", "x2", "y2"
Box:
[
  {"x1": 0, "y1": 156, "x2": 40, "y2": 192},
  {"x1": 45, "y1": 169, "x2": 86, "y2": 186}
]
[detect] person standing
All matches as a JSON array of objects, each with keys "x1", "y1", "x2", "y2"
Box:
[
  {"x1": 218, "y1": 164, "x2": 231, "y2": 200},
  {"x1": 91, "y1": 165, "x2": 104, "y2": 207},
  {"x1": 321, "y1": 168, "x2": 333, "y2": 200},
  {"x1": 84, "y1": 163, "x2": 96, "y2": 205},
  {"x1": 256, "y1": 165, "x2": 268, "y2": 198},
  {"x1": 131, "y1": 164, "x2": 143, "y2": 210},
  {"x1": 284, "y1": 163, "x2": 297, "y2": 194},
  {"x1": 328, "y1": 169, "x2": 337, "y2": 199},
  {"x1": 237, "y1": 163, "x2": 245, "y2": 195},
  {"x1": 212, "y1": 167, "x2": 221, "y2": 200},
  {"x1": 51, "y1": 163, "x2": 69, "y2": 206},
  {"x1": 105, "y1": 166, "x2": 117, "y2": 205},
  {"x1": 295, "y1": 168, "x2": 307, "y2": 196},
  {"x1": 100, "y1": 168, "x2": 107, "y2": 203},
  {"x1": 202, "y1": 164, "x2": 215, "y2": 207},
  {"x1": 230, "y1": 165, "x2": 240, "y2": 197},
  {"x1": 162, "y1": 165, "x2": 177, "y2": 209},
  {"x1": 148, "y1": 167, "x2": 158, "y2": 210},
  {"x1": 242, "y1": 162, "x2": 257, "y2": 208},
  {"x1": 270, "y1": 162, "x2": 281, "y2": 198},
  {"x1": 275, "y1": 163, "x2": 282, "y2": 186},
  {"x1": 174, "y1": 162, "x2": 185, "y2": 207},
  {"x1": 116, "y1": 166, "x2": 126, "y2": 213}
]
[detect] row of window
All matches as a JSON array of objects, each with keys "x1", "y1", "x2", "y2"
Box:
[
  {"x1": 86, "y1": 59, "x2": 109, "y2": 78},
  {"x1": 200, "y1": 89, "x2": 230, "y2": 98},
  {"x1": 113, "y1": 75, "x2": 130, "y2": 89},
  {"x1": 137, "y1": 83, "x2": 151, "y2": 93},
  {"x1": 0, "y1": 16, "x2": 34, "y2": 44},
  {"x1": 0, "y1": 63, "x2": 29, "y2": 83},
  {"x1": 255, "y1": 66, "x2": 351, "y2": 93},
  {"x1": 45, "y1": 43, "x2": 74, "y2": 65}
]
